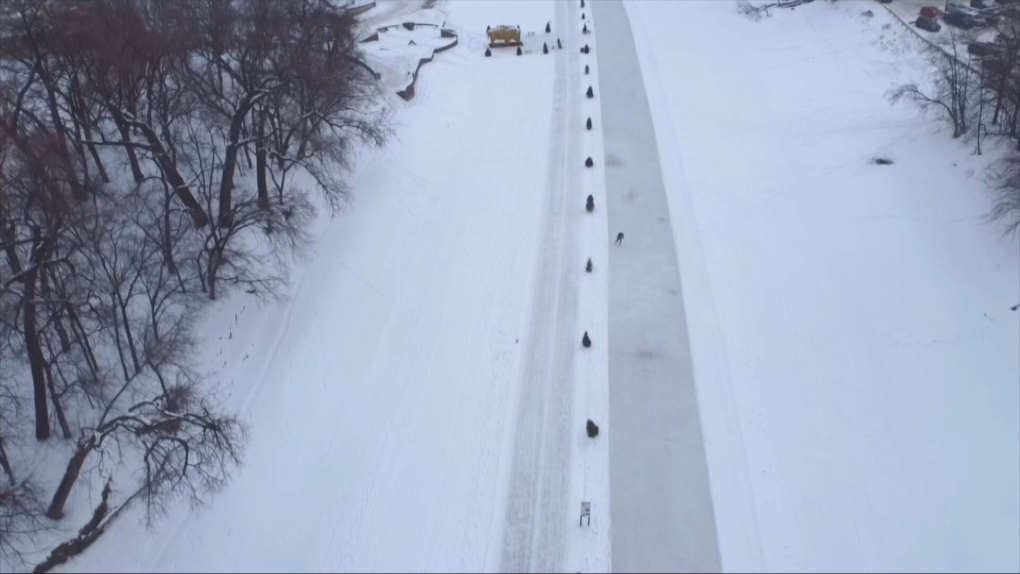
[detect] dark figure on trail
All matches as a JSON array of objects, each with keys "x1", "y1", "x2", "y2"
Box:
[
  {"x1": 586, "y1": 419, "x2": 599, "y2": 438},
  {"x1": 586, "y1": 194, "x2": 595, "y2": 212},
  {"x1": 615, "y1": 232, "x2": 624, "y2": 245}
]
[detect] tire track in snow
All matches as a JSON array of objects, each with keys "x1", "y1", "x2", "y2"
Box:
[{"x1": 500, "y1": 0, "x2": 580, "y2": 572}]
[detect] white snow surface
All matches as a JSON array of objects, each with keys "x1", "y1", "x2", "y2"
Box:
[
  {"x1": 626, "y1": 1, "x2": 1020, "y2": 572},
  {"x1": 45, "y1": 0, "x2": 1019, "y2": 573}
]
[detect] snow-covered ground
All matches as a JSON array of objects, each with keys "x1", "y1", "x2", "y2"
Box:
[
  {"x1": 626, "y1": 1, "x2": 1020, "y2": 572},
  {"x1": 40, "y1": 0, "x2": 1019, "y2": 573},
  {"x1": 56, "y1": 0, "x2": 613, "y2": 572}
]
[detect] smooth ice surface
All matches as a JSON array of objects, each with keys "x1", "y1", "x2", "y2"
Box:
[{"x1": 592, "y1": 2, "x2": 721, "y2": 572}]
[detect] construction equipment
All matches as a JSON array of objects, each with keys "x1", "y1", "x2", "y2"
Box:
[{"x1": 486, "y1": 25, "x2": 521, "y2": 47}]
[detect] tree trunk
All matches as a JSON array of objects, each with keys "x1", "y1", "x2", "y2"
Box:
[
  {"x1": 24, "y1": 252, "x2": 51, "y2": 441},
  {"x1": 111, "y1": 115, "x2": 146, "y2": 184},
  {"x1": 126, "y1": 117, "x2": 210, "y2": 228},
  {"x1": 163, "y1": 188, "x2": 178, "y2": 275},
  {"x1": 84, "y1": 132, "x2": 110, "y2": 184},
  {"x1": 117, "y1": 292, "x2": 141, "y2": 375},
  {"x1": 1, "y1": 222, "x2": 23, "y2": 279},
  {"x1": 217, "y1": 94, "x2": 261, "y2": 228},
  {"x1": 39, "y1": 262, "x2": 72, "y2": 352},
  {"x1": 207, "y1": 248, "x2": 220, "y2": 300},
  {"x1": 46, "y1": 440, "x2": 95, "y2": 519},
  {"x1": 37, "y1": 64, "x2": 86, "y2": 202},
  {"x1": 0, "y1": 432, "x2": 14, "y2": 485},
  {"x1": 66, "y1": 305, "x2": 99, "y2": 378},
  {"x1": 256, "y1": 109, "x2": 269, "y2": 210},
  {"x1": 45, "y1": 362, "x2": 73, "y2": 440}
]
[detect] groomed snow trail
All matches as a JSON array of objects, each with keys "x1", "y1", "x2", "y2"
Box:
[{"x1": 499, "y1": 0, "x2": 588, "y2": 572}]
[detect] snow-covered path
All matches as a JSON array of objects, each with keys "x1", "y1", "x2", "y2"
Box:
[
  {"x1": 592, "y1": 2, "x2": 721, "y2": 572},
  {"x1": 497, "y1": 0, "x2": 580, "y2": 571},
  {"x1": 498, "y1": 2, "x2": 610, "y2": 572}
]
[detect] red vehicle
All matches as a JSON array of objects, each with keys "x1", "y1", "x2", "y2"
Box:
[{"x1": 920, "y1": 5, "x2": 946, "y2": 18}]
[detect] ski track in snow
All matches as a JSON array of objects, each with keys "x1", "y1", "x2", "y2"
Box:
[{"x1": 499, "y1": 0, "x2": 584, "y2": 572}]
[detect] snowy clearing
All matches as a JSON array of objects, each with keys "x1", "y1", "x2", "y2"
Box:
[{"x1": 627, "y1": 1, "x2": 1020, "y2": 572}]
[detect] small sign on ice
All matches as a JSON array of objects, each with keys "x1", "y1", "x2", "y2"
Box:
[{"x1": 579, "y1": 501, "x2": 591, "y2": 526}]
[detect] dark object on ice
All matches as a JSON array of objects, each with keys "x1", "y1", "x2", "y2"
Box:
[
  {"x1": 586, "y1": 117, "x2": 592, "y2": 130},
  {"x1": 583, "y1": 23, "x2": 589, "y2": 34},
  {"x1": 871, "y1": 157, "x2": 893, "y2": 165},
  {"x1": 1011, "y1": 304, "x2": 1019, "y2": 311},
  {"x1": 557, "y1": 38, "x2": 562, "y2": 48},
  {"x1": 546, "y1": 21, "x2": 551, "y2": 33},
  {"x1": 586, "y1": 419, "x2": 599, "y2": 438},
  {"x1": 585, "y1": 157, "x2": 594, "y2": 168},
  {"x1": 485, "y1": 48, "x2": 491, "y2": 57},
  {"x1": 581, "y1": 0, "x2": 585, "y2": 7},
  {"x1": 616, "y1": 232, "x2": 624, "y2": 245},
  {"x1": 586, "y1": 258, "x2": 593, "y2": 272},
  {"x1": 586, "y1": 194, "x2": 595, "y2": 212},
  {"x1": 543, "y1": 42, "x2": 549, "y2": 54},
  {"x1": 582, "y1": 331, "x2": 592, "y2": 348},
  {"x1": 583, "y1": 44, "x2": 590, "y2": 54},
  {"x1": 586, "y1": 86, "x2": 594, "y2": 98},
  {"x1": 516, "y1": 46, "x2": 523, "y2": 56},
  {"x1": 585, "y1": 64, "x2": 589, "y2": 74},
  {"x1": 582, "y1": 12, "x2": 586, "y2": 20}
]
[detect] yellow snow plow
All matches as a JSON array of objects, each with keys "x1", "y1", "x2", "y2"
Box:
[{"x1": 486, "y1": 25, "x2": 521, "y2": 47}]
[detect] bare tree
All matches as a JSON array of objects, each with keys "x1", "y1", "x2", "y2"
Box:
[
  {"x1": 737, "y1": 1, "x2": 780, "y2": 21},
  {"x1": 986, "y1": 150, "x2": 1020, "y2": 237},
  {"x1": 889, "y1": 31, "x2": 975, "y2": 138},
  {"x1": 0, "y1": 480, "x2": 50, "y2": 568},
  {"x1": 1, "y1": 0, "x2": 386, "y2": 563}
]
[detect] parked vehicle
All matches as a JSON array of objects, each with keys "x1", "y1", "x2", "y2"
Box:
[
  {"x1": 916, "y1": 15, "x2": 943, "y2": 30},
  {"x1": 981, "y1": 57, "x2": 1010, "y2": 74},
  {"x1": 945, "y1": 10, "x2": 984, "y2": 27},
  {"x1": 948, "y1": 2, "x2": 990, "y2": 20},
  {"x1": 968, "y1": 41, "x2": 1003, "y2": 56},
  {"x1": 920, "y1": 6, "x2": 945, "y2": 18},
  {"x1": 978, "y1": 9, "x2": 1002, "y2": 23}
]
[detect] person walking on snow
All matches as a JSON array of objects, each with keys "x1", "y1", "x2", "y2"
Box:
[{"x1": 615, "y1": 232, "x2": 624, "y2": 245}]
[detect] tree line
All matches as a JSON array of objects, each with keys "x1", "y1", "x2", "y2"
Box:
[
  {"x1": 0, "y1": 0, "x2": 387, "y2": 566},
  {"x1": 890, "y1": 18, "x2": 1020, "y2": 236}
]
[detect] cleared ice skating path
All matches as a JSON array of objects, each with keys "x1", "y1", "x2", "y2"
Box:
[{"x1": 591, "y1": 1, "x2": 722, "y2": 572}]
